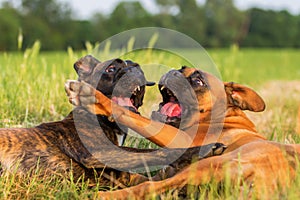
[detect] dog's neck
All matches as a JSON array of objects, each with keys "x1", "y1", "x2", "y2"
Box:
[
  {"x1": 223, "y1": 107, "x2": 257, "y2": 132},
  {"x1": 197, "y1": 107, "x2": 259, "y2": 132},
  {"x1": 185, "y1": 107, "x2": 266, "y2": 146}
]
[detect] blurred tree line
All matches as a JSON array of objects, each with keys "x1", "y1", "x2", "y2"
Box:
[{"x1": 0, "y1": 0, "x2": 299, "y2": 51}]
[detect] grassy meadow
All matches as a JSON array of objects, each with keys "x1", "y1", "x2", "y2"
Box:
[{"x1": 0, "y1": 43, "x2": 300, "y2": 199}]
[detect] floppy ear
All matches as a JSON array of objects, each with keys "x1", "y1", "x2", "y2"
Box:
[
  {"x1": 224, "y1": 82, "x2": 265, "y2": 112},
  {"x1": 74, "y1": 55, "x2": 101, "y2": 76}
]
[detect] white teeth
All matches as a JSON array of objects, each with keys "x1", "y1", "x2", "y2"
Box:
[{"x1": 133, "y1": 86, "x2": 140, "y2": 95}]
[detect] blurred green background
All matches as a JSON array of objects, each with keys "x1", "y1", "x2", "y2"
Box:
[{"x1": 0, "y1": 0, "x2": 300, "y2": 50}]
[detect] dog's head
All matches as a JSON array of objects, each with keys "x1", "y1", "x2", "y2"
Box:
[
  {"x1": 74, "y1": 55, "x2": 154, "y2": 113},
  {"x1": 151, "y1": 66, "x2": 265, "y2": 129}
]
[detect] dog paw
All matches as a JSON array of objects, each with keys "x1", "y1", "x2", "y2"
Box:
[
  {"x1": 211, "y1": 143, "x2": 227, "y2": 156},
  {"x1": 65, "y1": 80, "x2": 97, "y2": 106},
  {"x1": 199, "y1": 143, "x2": 227, "y2": 159},
  {"x1": 65, "y1": 80, "x2": 80, "y2": 106}
]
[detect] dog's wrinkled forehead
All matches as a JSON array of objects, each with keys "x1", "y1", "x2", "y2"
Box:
[
  {"x1": 178, "y1": 66, "x2": 217, "y2": 85},
  {"x1": 93, "y1": 58, "x2": 125, "y2": 74},
  {"x1": 179, "y1": 66, "x2": 198, "y2": 78},
  {"x1": 74, "y1": 55, "x2": 155, "y2": 94},
  {"x1": 74, "y1": 55, "x2": 139, "y2": 80}
]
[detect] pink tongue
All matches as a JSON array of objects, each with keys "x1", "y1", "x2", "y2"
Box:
[
  {"x1": 112, "y1": 97, "x2": 136, "y2": 111},
  {"x1": 160, "y1": 102, "x2": 181, "y2": 117}
]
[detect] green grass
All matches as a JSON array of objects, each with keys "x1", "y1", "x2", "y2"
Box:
[
  {"x1": 0, "y1": 44, "x2": 300, "y2": 199},
  {"x1": 210, "y1": 47, "x2": 300, "y2": 86}
]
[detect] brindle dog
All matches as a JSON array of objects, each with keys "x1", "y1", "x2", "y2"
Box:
[
  {"x1": 0, "y1": 56, "x2": 224, "y2": 188},
  {"x1": 67, "y1": 66, "x2": 300, "y2": 198}
]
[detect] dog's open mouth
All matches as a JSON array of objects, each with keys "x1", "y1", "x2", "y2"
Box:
[
  {"x1": 112, "y1": 85, "x2": 145, "y2": 114},
  {"x1": 151, "y1": 85, "x2": 182, "y2": 127},
  {"x1": 159, "y1": 85, "x2": 181, "y2": 117}
]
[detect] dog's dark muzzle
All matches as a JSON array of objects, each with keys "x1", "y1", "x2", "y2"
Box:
[{"x1": 112, "y1": 66, "x2": 155, "y2": 112}]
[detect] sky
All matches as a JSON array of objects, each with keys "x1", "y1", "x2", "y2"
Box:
[{"x1": 1, "y1": 0, "x2": 300, "y2": 19}]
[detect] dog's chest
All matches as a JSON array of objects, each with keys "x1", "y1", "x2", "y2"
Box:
[
  {"x1": 103, "y1": 127, "x2": 127, "y2": 146},
  {"x1": 116, "y1": 133, "x2": 126, "y2": 146},
  {"x1": 98, "y1": 116, "x2": 128, "y2": 146}
]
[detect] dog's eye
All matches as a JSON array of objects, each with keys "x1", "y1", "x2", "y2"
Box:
[
  {"x1": 194, "y1": 78, "x2": 204, "y2": 86},
  {"x1": 106, "y1": 65, "x2": 116, "y2": 73}
]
